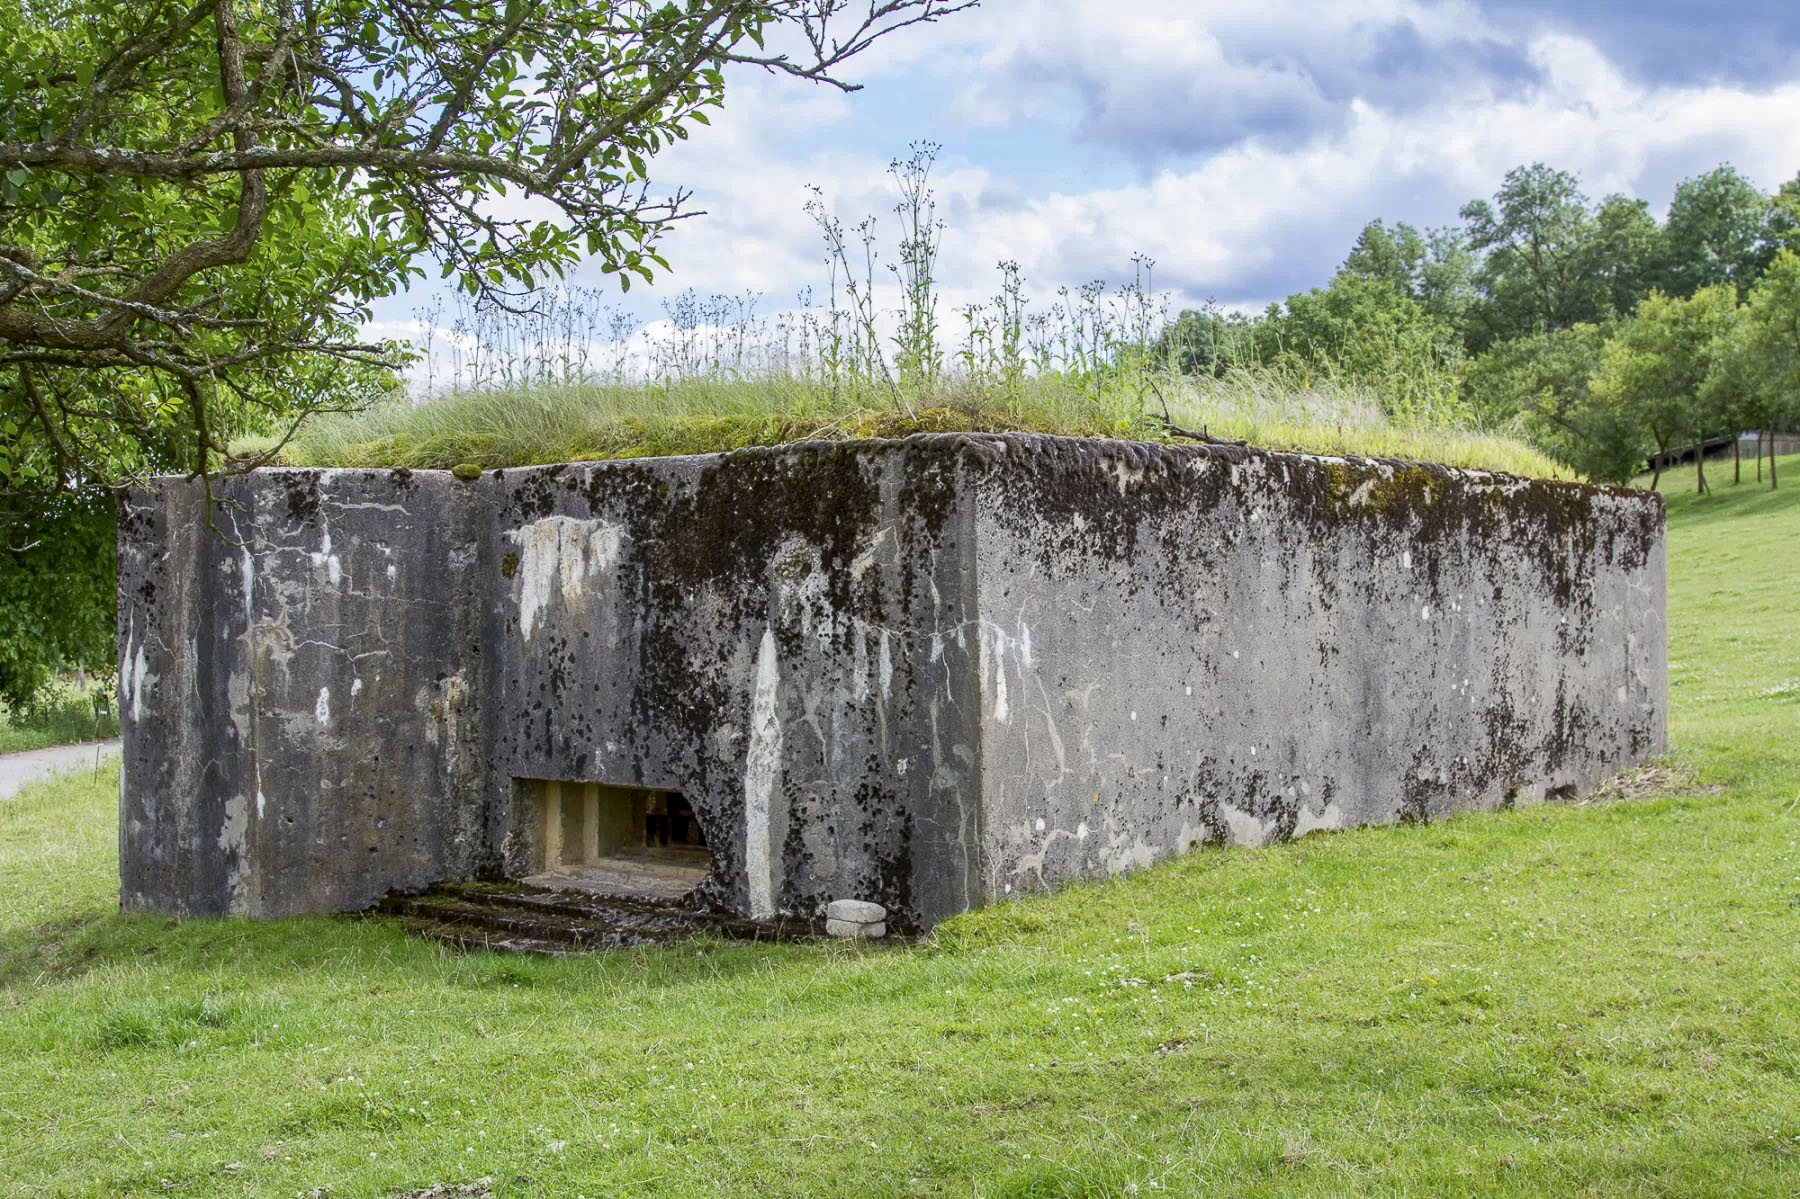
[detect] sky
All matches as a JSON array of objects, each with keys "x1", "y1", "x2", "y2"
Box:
[{"x1": 369, "y1": 0, "x2": 1800, "y2": 357}]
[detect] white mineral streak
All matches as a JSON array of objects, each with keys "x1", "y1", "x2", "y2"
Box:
[
  {"x1": 308, "y1": 529, "x2": 341, "y2": 585},
  {"x1": 217, "y1": 794, "x2": 248, "y2": 867},
  {"x1": 991, "y1": 628, "x2": 1009, "y2": 724},
  {"x1": 227, "y1": 670, "x2": 250, "y2": 742},
  {"x1": 1292, "y1": 800, "x2": 1344, "y2": 838},
  {"x1": 119, "y1": 620, "x2": 135, "y2": 720},
  {"x1": 851, "y1": 629, "x2": 871, "y2": 703},
  {"x1": 1103, "y1": 455, "x2": 1146, "y2": 495},
  {"x1": 743, "y1": 628, "x2": 782, "y2": 920},
  {"x1": 505, "y1": 516, "x2": 624, "y2": 640},
  {"x1": 241, "y1": 547, "x2": 256, "y2": 626},
  {"x1": 1218, "y1": 801, "x2": 1270, "y2": 847},
  {"x1": 1107, "y1": 840, "x2": 1157, "y2": 874},
  {"x1": 122, "y1": 632, "x2": 153, "y2": 724},
  {"x1": 983, "y1": 620, "x2": 1031, "y2": 726}
]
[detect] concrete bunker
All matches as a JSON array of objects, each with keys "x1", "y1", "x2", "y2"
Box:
[
  {"x1": 515, "y1": 779, "x2": 712, "y2": 902},
  {"x1": 115, "y1": 433, "x2": 1668, "y2": 931}
]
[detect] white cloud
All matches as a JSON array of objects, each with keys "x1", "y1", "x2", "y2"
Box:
[
  {"x1": 375, "y1": 5, "x2": 1800, "y2": 357},
  {"x1": 940, "y1": 0, "x2": 1511, "y2": 155},
  {"x1": 627, "y1": 26, "x2": 1800, "y2": 311}
]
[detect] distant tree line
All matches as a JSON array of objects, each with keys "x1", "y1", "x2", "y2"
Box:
[{"x1": 1155, "y1": 162, "x2": 1800, "y2": 488}]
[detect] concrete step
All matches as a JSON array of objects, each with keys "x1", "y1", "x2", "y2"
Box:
[
  {"x1": 375, "y1": 881, "x2": 805, "y2": 954},
  {"x1": 401, "y1": 918, "x2": 576, "y2": 957}
]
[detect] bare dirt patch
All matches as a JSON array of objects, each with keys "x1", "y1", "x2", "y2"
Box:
[{"x1": 1581, "y1": 761, "x2": 1725, "y2": 804}]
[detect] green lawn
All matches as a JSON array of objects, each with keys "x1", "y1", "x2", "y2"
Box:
[{"x1": 2, "y1": 463, "x2": 1797, "y2": 1198}]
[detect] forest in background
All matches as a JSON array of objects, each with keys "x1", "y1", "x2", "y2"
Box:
[{"x1": 1157, "y1": 161, "x2": 1800, "y2": 488}]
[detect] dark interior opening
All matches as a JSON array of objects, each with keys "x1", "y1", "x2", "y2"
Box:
[
  {"x1": 518, "y1": 779, "x2": 712, "y2": 902},
  {"x1": 646, "y1": 791, "x2": 707, "y2": 849}
]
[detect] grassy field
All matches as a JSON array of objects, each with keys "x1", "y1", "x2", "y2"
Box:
[
  {"x1": 0, "y1": 679, "x2": 118, "y2": 756},
  {"x1": 1, "y1": 463, "x2": 1795, "y2": 1197}
]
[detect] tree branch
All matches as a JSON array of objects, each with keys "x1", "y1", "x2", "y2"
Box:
[{"x1": 18, "y1": 366, "x2": 76, "y2": 488}]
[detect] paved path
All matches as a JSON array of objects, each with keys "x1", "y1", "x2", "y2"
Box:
[{"x1": 0, "y1": 739, "x2": 120, "y2": 800}]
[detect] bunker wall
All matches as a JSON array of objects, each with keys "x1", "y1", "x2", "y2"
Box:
[
  {"x1": 474, "y1": 449, "x2": 982, "y2": 930},
  {"x1": 118, "y1": 470, "x2": 486, "y2": 917},
  {"x1": 118, "y1": 435, "x2": 1666, "y2": 929},
  {"x1": 119, "y1": 445, "x2": 985, "y2": 927},
  {"x1": 967, "y1": 439, "x2": 1667, "y2": 899}
]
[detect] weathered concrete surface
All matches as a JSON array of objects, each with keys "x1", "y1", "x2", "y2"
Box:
[
  {"x1": 117, "y1": 471, "x2": 487, "y2": 916},
  {"x1": 475, "y1": 447, "x2": 981, "y2": 928},
  {"x1": 966, "y1": 440, "x2": 1664, "y2": 900},
  {"x1": 118, "y1": 435, "x2": 1665, "y2": 929},
  {"x1": 120, "y1": 445, "x2": 980, "y2": 926}
]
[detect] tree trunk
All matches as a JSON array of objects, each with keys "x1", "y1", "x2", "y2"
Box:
[
  {"x1": 1696, "y1": 437, "x2": 1709, "y2": 495},
  {"x1": 1758, "y1": 431, "x2": 1765, "y2": 482},
  {"x1": 1733, "y1": 434, "x2": 1740, "y2": 484},
  {"x1": 1773, "y1": 433, "x2": 1780, "y2": 490}
]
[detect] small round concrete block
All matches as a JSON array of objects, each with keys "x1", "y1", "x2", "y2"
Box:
[
  {"x1": 826, "y1": 899, "x2": 886, "y2": 924},
  {"x1": 826, "y1": 918, "x2": 886, "y2": 939}
]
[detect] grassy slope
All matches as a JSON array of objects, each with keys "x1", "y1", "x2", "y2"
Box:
[
  {"x1": 278, "y1": 373, "x2": 1574, "y2": 481},
  {"x1": 1, "y1": 466, "x2": 1796, "y2": 1198}
]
